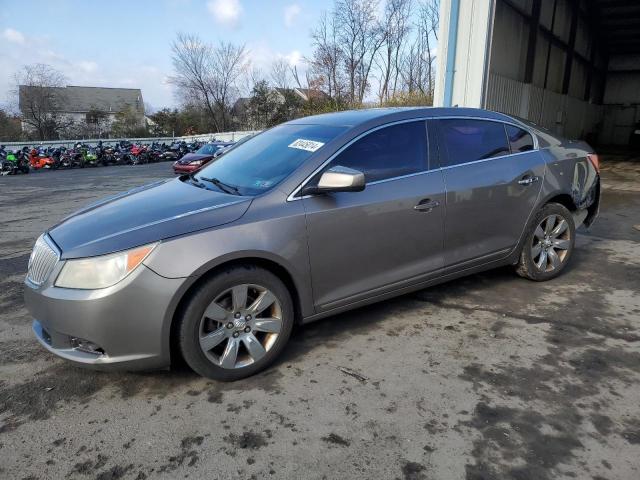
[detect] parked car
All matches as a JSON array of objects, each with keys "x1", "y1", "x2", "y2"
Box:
[
  {"x1": 24, "y1": 108, "x2": 600, "y2": 381},
  {"x1": 172, "y1": 142, "x2": 233, "y2": 174}
]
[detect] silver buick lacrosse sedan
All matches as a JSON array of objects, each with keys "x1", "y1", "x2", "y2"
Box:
[{"x1": 25, "y1": 107, "x2": 600, "y2": 380}]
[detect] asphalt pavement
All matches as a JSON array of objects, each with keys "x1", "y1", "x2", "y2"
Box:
[{"x1": 1, "y1": 160, "x2": 639, "y2": 480}]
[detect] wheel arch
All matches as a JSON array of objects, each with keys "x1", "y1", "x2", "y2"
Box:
[
  {"x1": 510, "y1": 191, "x2": 577, "y2": 266},
  {"x1": 540, "y1": 192, "x2": 578, "y2": 212},
  {"x1": 167, "y1": 255, "x2": 305, "y2": 366}
]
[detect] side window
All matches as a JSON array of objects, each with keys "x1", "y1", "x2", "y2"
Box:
[
  {"x1": 439, "y1": 119, "x2": 510, "y2": 167},
  {"x1": 328, "y1": 121, "x2": 428, "y2": 183},
  {"x1": 506, "y1": 125, "x2": 535, "y2": 153}
]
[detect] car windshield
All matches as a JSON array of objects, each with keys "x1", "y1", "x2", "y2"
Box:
[
  {"x1": 194, "y1": 124, "x2": 346, "y2": 196},
  {"x1": 197, "y1": 144, "x2": 221, "y2": 155}
]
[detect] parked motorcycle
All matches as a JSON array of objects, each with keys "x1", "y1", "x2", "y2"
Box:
[
  {"x1": 80, "y1": 146, "x2": 100, "y2": 167},
  {"x1": 130, "y1": 144, "x2": 148, "y2": 165},
  {"x1": 112, "y1": 146, "x2": 134, "y2": 165},
  {"x1": 28, "y1": 147, "x2": 55, "y2": 170},
  {"x1": 98, "y1": 145, "x2": 116, "y2": 166},
  {"x1": 1, "y1": 149, "x2": 30, "y2": 175}
]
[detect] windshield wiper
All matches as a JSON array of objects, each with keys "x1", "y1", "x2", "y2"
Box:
[
  {"x1": 186, "y1": 173, "x2": 206, "y2": 189},
  {"x1": 198, "y1": 177, "x2": 241, "y2": 195}
]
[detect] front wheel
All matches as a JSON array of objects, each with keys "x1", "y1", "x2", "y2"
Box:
[
  {"x1": 178, "y1": 265, "x2": 294, "y2": 381},
  {"x1": 516, "y1": 203, "x2": 575, "y2": 281}
]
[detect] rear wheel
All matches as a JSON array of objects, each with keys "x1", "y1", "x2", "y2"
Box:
[
  {"x1": 516, "y1": 203, "x2": 575, "y2": 281},
  {"x1": 178, "y1": 265, "x2": 294, "y2": 381}
]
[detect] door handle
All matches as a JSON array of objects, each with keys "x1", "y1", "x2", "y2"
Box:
[
  {"x1": 518, "y1": 176, "x2": 539, "y2": 186},
  {"x1": 414, "y1": 199, "x2": 440, "y2": 212}
]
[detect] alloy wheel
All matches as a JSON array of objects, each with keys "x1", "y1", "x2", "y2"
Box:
[
  {"x1": 531, "y1": 214, "x2": 571, "y2": 272},
  {"x1": 198, "y1": 284, "x2": 283, "y2": 369}
]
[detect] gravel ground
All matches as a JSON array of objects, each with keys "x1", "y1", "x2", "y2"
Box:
[{"x1": 0, "y1": 160, "x2": 639, "y2": 480}]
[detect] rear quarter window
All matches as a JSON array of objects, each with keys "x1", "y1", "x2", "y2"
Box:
[{"x1": 506, "y1": 125, "x2": 535, "y2": 153}]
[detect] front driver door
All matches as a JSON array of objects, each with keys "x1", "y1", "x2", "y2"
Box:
[{"x1": 301, "y1": 120, "x2": 445, "y2": 312}]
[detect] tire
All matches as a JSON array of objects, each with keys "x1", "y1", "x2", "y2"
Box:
[
  {"x1": 178, "y1": 265, "x2": 294, "y2": 381},
  {"x1": 516, "y1": 202, "x2": 575, "y2": 281}
]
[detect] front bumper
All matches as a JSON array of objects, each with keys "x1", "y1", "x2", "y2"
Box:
[
  {"x1": 25, "y1": 264, "x2": 185, "y2": 371},
  {"x1": 173, "y1": 163, "x2": 198, "y2": 174}
]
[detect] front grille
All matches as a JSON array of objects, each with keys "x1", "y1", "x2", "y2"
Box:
[{"x1": 27, "y1": 235, "x2": 59, "y2": 286}]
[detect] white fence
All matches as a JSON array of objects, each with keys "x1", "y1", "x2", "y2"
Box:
[{"x1": 1, "y1": 131, "x2": 261, "y2": 151}]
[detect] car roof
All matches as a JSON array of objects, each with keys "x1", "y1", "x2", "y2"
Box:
[{"x1": 287, "y1": 107, "x2": 516, "y2": 127}]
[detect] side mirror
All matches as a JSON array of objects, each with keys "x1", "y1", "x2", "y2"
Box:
[{"x1": 302, "y1": 166, "x2": 365, "y2": 195}]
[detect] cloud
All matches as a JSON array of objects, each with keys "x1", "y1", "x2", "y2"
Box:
[
  {"x1": 207, "y1": 0, "x2": 242, "y2": 27},
  {"x1": 284, "y1": 4, "x2": 301, "y2": 28},
  {"x1": 283, "y1": 50, "x2": 302, "y2": 66},
  {"x1": 3, "y1": 28, "x2": 25, "y2": 45},
  {"x1": 77, "y1": 61, "x2": 98, "y2": 73}
]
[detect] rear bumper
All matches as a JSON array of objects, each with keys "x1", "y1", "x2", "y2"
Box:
[{"x1": 25, "y1": 265, "x2": 185, "y2": 371}]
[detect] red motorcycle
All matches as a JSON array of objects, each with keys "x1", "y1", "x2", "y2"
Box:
[
  {"x1": 28, "y1": 148, "x2": 55, "y2": 170},
  {"x1": 130, "y1": 144, "x2": 148, "y2": 165}
]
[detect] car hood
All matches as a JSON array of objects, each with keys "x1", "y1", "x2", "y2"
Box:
[
  {"x1": 48, "y1": 178, "x2": 251, "y2": 259},
  {"x1": 178, "y1": 153, "x2": 212, "y2": 164}
]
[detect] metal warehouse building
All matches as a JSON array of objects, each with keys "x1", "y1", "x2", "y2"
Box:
[{"x1": 434, "y1": 0, "x2": 640, "y2": 146}]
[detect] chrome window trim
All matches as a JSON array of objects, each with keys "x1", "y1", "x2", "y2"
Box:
[
  {"x1": 438, "y1": 149, "x2": 537, "y2": 171},
  {"x1": 287, "y1": 115, "x2": 539, "y2": 202}
]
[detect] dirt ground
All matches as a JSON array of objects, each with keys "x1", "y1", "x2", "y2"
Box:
[{"x1": 0, "y1": 159, "x2": 639, "y2": 480}]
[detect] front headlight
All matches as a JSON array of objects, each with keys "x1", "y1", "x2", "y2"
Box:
[
  {"x1": 190, "y1": 160, "x2": 202, "y2": 165},
  {"x1": 55, "y1": 243, "x2": 157, "y2": 289}
]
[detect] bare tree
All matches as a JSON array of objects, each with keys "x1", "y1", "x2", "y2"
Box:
[
  {"x1": 169, "y1": 34, "x2": 218, "y2": 128},
  {"x1": 401, "y1": 0, "x2": 439, "y2": 97},
  {"x1": 169, "y1": 33, "x2": 249, "y2": 131},
  {"x1": 335, "y1": 0, "x2": 385, "y2": 104},
  {"x1": 309, "y1": 11, "x2": 345, "y2": 102},
  {"x1": 14, "y1": 63, "x2": 71, "y2": 140},
  {"x1": 212, "y1": 42, "x2": 250, "y2": 130},
  {"x1": 270, "y1": 58, "x2": 291, "y2": 89},
  {"x1": 376, "y1": 0, "x2": 413, "y2": 102}
]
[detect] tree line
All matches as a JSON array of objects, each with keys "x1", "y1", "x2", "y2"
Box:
[
  {"x1": 163, "y1": 0, "x2": 439, "y2": 133},
  {"x1": 1, "y1": 0, "x2": 439, "y2": 141}
]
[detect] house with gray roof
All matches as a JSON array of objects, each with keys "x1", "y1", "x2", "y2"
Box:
[{"x1": 18, "y1": 85, "x2": 145, "y2": 135}]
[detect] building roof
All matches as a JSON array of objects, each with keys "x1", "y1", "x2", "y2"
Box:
[
  {"x1": 296, "y1": 88, "x2": 330, "y2": 101},
  {"x1": 274, "y1": 87, "x2": 330, "y2": 102},
  {"x1": 232, "y1": 97, "x2": 251, "y2": 111},
  {"x1": 18, "y1": 85, "x2": 145, "y2": 115}
]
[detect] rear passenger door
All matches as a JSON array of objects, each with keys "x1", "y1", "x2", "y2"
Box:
[{"x1": 436, "y1": 118, "x2": 545, "y2": 267}]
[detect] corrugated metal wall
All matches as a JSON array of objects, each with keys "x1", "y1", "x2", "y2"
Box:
[
  {"x1": 485, "y1": 74, "x2": 523, "y2": 117},
  {"x1": 486, "y1": 72, "x2": 603, "y2": 140}
]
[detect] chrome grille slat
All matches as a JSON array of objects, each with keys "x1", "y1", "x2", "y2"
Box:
[{"x1": 27, "y1": 235, "x2": 59, "y2": 286}]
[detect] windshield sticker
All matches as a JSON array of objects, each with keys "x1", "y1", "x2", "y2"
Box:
[
  {"x1": 288, "y1": 139, "x2": 325, "y2": 152},
  {"x1": 254, "y1": 180, "x2": 273, "y2": 188}
]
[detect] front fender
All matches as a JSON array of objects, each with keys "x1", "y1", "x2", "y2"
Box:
[{"x1": 143, "y1": 198, "x2": 314, "y2": 318}]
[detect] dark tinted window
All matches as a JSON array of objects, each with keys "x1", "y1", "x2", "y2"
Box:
[
  {"x1": 439, "y1": 119, "x2": 510, "y2": 167},
  {"x1": 329, "y1": 121, "x2": 428, "y2": 182},
  {"x1": 506, "y1": 125, "x2": 534, "y2": 153}
]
